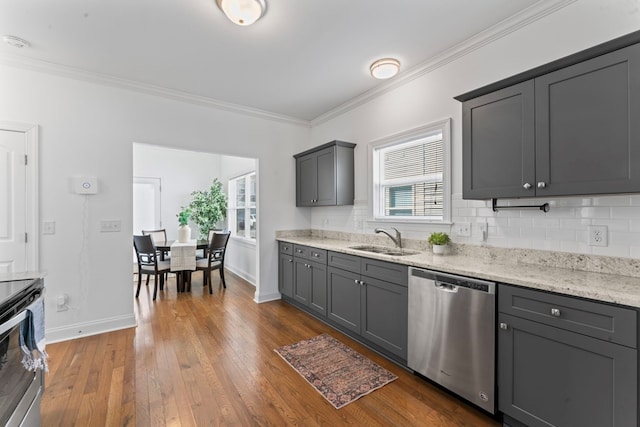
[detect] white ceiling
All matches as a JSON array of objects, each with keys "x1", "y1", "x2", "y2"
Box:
[{"x1": 1, "y1": 0, "x2": 550, "y2": 122}]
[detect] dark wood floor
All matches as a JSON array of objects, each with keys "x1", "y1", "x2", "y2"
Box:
[{"x1": 41, "y1": 270, "x2": 500, "y2": 426}]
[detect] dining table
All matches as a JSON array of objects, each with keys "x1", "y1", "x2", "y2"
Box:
[{"x1": 155, "y1": 239, "x2": 209, "y2": 292}]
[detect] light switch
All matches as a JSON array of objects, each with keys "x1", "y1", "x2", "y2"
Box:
[
  {"x1": 43, "y1": 220, "x2": 55, "y2": 235},
  {"x1": 100, "y1": 220, "x2": 122, "y2": 232}
]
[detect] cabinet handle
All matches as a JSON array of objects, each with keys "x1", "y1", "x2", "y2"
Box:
[
  {"x1": 499, "y1": 322, "x2": 508, "y2": 330},
  {"x1": 296, "y1": 249, "x2": 303, "y2": 253},
  {"x1": 354, "y1": 279, "x2": 359, "y2": 284},
  {"x1": 523, "y1": 183, "x2": 532, "y2": 190},
  {"x1": 537, "y1": 181, "x2": 547, "y2": 189},
  {"x1": 312, "y1": 253, "x2": 320, "y2": 258},
  {"x1": 283, "y1": 246, "x2": 289, "y2": 251},
  {"x1": 288, "y1": 259, "x2": 293, "y2": 263},
  {"x1": 359, "y1": 280, "x2": 365, "y2": 286},
  {"x1": 550, "y1": 308, "x2": 561, "y2": 317}
]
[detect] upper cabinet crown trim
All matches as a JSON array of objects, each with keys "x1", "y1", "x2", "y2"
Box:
[
  {"x1": 293, "y1": 140, "x2": 356, "y2": 159},
  {"x1": 454, "y1": 29, "x2": 640, "y2": 102}
]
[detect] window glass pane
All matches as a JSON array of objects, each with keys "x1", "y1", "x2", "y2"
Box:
[
  {"x1": 236, "y1": 179, "x2": 246, "y2": 208},
  {"x1": 384, "y1": 182, "x2": 443, "y2": 217},
  {"x1": 249, "y1": 174, "x2": 256, "y2": 205},
  {"x1": 373, "y1": 123, "x2": 448, "y2": 222},
  {"x1": 236, "y1": 208, "x2": 245, "y2": 235},
  {"x1": 249, "y1": 207, "x2": 256, "y2": 239}
]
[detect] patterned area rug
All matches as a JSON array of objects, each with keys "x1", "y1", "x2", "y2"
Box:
[{"x1": 274, "y1": 334, "x2": 398, "y2": 409}]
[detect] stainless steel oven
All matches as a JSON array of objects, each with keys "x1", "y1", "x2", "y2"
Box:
[{"x1": 0, "y1": 278, "x2": 44, "y2": 427}]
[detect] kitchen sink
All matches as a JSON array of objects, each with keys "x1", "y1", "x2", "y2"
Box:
[{"x1": 349, "y1": 245, "x2": 420, "y2": 256}]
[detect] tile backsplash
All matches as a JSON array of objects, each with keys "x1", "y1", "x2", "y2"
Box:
[{"x1": 308, "y1": 193, "x2": 640, "y2": 260}]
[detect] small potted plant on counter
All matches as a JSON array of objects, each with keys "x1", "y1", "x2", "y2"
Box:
[{"x1": 428, "y1": 232, "x2": 450, "y2": 255}]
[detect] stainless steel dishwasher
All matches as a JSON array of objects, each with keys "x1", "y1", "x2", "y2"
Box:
[{"x1": 408, "y1": 267, "x2": 496, "y2": 414}]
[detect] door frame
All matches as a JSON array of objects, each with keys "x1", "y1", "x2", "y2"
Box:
[{"x1": 0, "y1": 121, "x2": 39, "y2": 271}]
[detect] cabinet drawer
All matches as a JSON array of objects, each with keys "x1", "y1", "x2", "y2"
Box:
[
  {"x1": 328, "y1": 251, "x2": 361, "y2": 273},
  {"x1": 362, "y1": 258, "x2": 408, "y2": 287},
  {"x1": 499, "y1": 284, "x2": 637, "y2": 348},
  {"x1": 293, "y1": 244, "x2": 327, "y2": 263},
  {"x1": 279, "y1": 242, "x2": 293, "y2": 255}
]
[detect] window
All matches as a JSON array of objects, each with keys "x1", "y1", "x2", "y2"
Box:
[
  {"x1": 372, "y1": 119, "x2": 450, "y2": 222},
  {"x1": 229, "y1": 172, "x2": 256, "y2": 240}
]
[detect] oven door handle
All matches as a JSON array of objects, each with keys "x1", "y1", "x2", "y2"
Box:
[{"x1": 0, "y1": 310, "x2": 28, "y2": 336}]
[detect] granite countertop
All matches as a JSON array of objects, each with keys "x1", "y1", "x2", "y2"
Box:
[{"x1": 277, "y1": 236, "x2": 640, "y2": 309}]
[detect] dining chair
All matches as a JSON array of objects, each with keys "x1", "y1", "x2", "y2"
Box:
[
  {"x1": 195, "y1": 231, "x2": 231, "y2": 293},
  {"x1": 142, "y1": 228, "x2": 170, "y2": 280},
  {"x1": 196, "y1": 228, "x2": 224, "y2": 259},
  {"x1": 133, "y1": 235, "x2": 171, "y2": 301}
]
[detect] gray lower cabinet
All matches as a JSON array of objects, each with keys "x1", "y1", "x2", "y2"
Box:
[
  {"x1": 460, "y1": 39, "x2": 640, "y2": 199},
  {"x1": 498, "y1": 284, "x2": 638, "y2": 427},
  {"x1": 294, "y1": 140, "x2": 356, "y2": 207},
  {"x1": 278, "y1": 252, "x2": 294, "y2": 298},
  {"x1": 279, "y1": 243, "x2": 328, "y2": 316},
  {"x1": 294, "y1": 258, "x2": 327, "y2": 316},
  {"x1": 327, "y1": 251, "x2": 408, "y2": 361}
]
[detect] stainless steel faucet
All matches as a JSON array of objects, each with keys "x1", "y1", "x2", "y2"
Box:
[{"x1": 374, "y1": 227, "x2": 402, "y2": 248}]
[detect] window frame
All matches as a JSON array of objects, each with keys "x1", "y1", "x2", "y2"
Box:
[
  {"x1": 228, "y1": 171, "x2": 257, "y2": 241},
  {"x1": 369, "y1": 118, "x2": 451, "y2": 224}
]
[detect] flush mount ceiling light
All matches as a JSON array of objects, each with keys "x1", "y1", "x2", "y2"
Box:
[
  {"x1": 370, "y1": 58, "x2": 400, "y2": 79},
  {"x1": 216, "y1": 0, "x2": 267, "y2": 26},
  {"x1": 3, "y1": 35, "x2": 30, "y2": 48}
]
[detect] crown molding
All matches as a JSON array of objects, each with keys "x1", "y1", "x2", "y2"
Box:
[
  {"x1": 310, "y1": 0, "x2": 576, "y2": 126},
  {"x1": 0, "y1": 54, "x2": 311, "y2": 128}
]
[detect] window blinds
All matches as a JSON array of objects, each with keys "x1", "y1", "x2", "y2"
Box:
[{"x1": 380, "y1": 134, "x2": 444, "y2": 218}]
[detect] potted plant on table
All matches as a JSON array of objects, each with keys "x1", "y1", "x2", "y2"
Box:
[
  {"x1": 188, "y1": 179, "x2": 228, "y2": 239},
  {"x1": 428, "y1": 232, "x2": 450, "y2": 255},
  {"x1": 177, "y1": 208, "x2": 191, "y2": 243}
]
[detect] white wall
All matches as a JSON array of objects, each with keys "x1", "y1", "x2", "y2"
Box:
[
  {"x1": 219, "y1": 155, "x2": 258, "y2": 284},
  {"x1": 309, "y1": 0, "x2": 640, "y2": 259},
  {"x1": 0, "y1": 64, "x2": 309, "y2": 342},
  {"x1": 133, "y1": 144, "x2": 223, "y2": 239}
]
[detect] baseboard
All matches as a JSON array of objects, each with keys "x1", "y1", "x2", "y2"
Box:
[
  {"x1": 226, "y1": 265, "x2": 256, "y2": 286},
  {"x1": 254, "y1": 291, "x2": 281, "y2": 303},
  {"x1": 46, "y1": 313, "x2": 137, "y2": 344}
]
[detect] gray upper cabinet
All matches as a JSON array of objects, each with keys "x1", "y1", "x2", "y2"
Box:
[
  {"x1": 294, "y1": 140, "x2": 356, "y2": 206},
  {"x1": 462, "y1": 81, "x2": 535, "y2": 199},
  {"x1": 535, "y1": 44, "x2": 640, "y2": 196},
  {"x1": 458, "y1": 33, "x2": 640, "y2": 199}
]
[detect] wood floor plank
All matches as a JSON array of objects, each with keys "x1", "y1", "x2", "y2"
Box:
[{"x1": 41, "y1": 271, "x2": 500, "y2": 426}]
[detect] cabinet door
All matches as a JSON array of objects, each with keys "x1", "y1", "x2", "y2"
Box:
[
  {"x1": 327, "y1": 267, "x2": 361, "y2": 334},
  {"x1": 293, "y1": 258, "x2": 311, "y2": 305},
  {"x1": 278, "y1": 252, "x2": 294, "y2": 298},
  {"x1": 498, "y1": 313, "x2": 637, "y2": 427},
  {"x1": 309, "y1": 261, "x2": 327, "y2": 316},
  {"x1": 361, "y1": 276, "x2": 408, "y2": 360},
  {"x1": 314, "y1": 146, "x2": 337, "y2": 206},
  {"x1": 535, "y1": 43, "x2": 640, "y2": 196},
  {"x1": 462, "y1": 81, "x2": 536, "y2": 199},
  {"x1": 296, "y1": 152, "x2": 317, "y2": 206}
]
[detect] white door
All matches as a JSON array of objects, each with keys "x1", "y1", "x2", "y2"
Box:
[
  {"x1": 0, "y1": 130, "x2": 27, "y2": 273},
  {"x1": 133, "y1": 177, "x2": 162, "y2": 234}
]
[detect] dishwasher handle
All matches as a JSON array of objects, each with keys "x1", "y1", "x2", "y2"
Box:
[{"x1": 435, "y1": 281, "x2": 458, "y2": 293}]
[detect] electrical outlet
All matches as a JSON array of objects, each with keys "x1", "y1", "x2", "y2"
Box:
[
  {"x1": 456, "y1": 222, "x2": 471, "y2": 237},
  {"x1": 588, "y1": 225, "x2": 608, "y2": 247},
  {"x1": 478, "y1": 221, "x2": 488, "y2": 241}
]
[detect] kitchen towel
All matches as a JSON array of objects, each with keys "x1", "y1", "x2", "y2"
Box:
[{"x1": 19, "y1": 298, "x2": 48, "y2": 372}]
